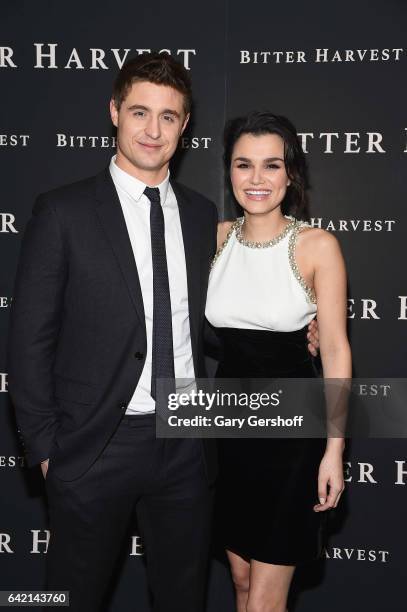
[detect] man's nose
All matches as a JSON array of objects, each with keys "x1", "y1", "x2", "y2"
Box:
[{"x1": 145, "y1": 115, "x2": 161, "y2": 140}]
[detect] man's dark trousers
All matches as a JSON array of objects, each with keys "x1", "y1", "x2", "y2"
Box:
[{"x1": 46, "y1": 415, "x2": 213, "y2": 611}]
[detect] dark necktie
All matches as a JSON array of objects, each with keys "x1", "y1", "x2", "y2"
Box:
[{"x1": 144, "y1": 186, "x2": 175, "y2": 402}]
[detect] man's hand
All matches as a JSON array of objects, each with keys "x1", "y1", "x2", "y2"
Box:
[
  {"x1": 40, "y1": 459, "x2": 49, "y2": 479},
  {"x1": 307, "y1": 318, "x2": 319, "y2": 357}
]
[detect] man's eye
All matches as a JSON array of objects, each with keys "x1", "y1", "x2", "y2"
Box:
[
  {"x1": 163, "y1": 115, "x2": 175, "y2": 122},
  {"x1": 133, "y1": 111, "x2": 145, "y2": 117}
]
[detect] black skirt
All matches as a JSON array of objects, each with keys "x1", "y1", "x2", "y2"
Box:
[{"x1": 214, "y1": 325, "x2": 327, "y2": 565}]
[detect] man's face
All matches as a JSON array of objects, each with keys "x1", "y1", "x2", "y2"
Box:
[{"x1": 110, "y1": 80, "x2": 189, "y2": 183}]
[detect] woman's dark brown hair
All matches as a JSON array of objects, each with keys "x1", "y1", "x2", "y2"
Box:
[{"x1": 224, "y1": 111, "x2": 310, "y2": 220}]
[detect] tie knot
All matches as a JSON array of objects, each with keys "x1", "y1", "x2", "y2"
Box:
[{"x1": 144, "y1": 186, "x2": 161, "y2": 204}]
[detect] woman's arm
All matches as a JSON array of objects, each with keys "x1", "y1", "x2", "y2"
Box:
[
  {"x1": 305, "y1": 229, "x2": 352, "y2": 511},
  {"x1": 313, "y1": 230, "x2": 351, "y2": 379}
]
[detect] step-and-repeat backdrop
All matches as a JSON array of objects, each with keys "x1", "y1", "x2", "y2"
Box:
[{"x1": 1, "y1": 1, "x2": 406, "y2": 610}]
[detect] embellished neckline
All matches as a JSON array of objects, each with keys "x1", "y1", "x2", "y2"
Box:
[
  {"x1": 234, "y1": 215, "x2": 297, "y2": 249},
  {"x1": 210, "y1": 215, "x2": 316, "y2": 304}
]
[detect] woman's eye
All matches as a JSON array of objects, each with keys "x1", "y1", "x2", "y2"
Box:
[
  {"x1": 237, "y1": 163, "x2": 249, "y2": 169},
  {"x1": 267, "y1": 163, "x2": 281, "y2": 169}
]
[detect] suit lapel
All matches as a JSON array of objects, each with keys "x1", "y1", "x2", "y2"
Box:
[
  {"x1": 172, "y1": 181, "x2": 201, "y2": 353},
  {"x1": 93, "y1": 171, "x2": 202, "y2": 362},
  {"x1": 94, "y1": 169, "x2": 146, "y2": 327}
]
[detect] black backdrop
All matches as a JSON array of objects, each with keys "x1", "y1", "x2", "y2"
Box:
[{"x1": 1, "y1": 1, "x2": 406, "y2": 610}]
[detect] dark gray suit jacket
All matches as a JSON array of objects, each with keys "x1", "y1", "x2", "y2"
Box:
[{"x1": 7, "y1": 168, "x2": 218, "y2": 482}]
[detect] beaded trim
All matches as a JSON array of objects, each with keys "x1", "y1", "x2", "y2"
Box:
[
  {"x1": 210, "y1": 216, "x2": 317, "y2": 305},
  {"x1": 211, "y1": 216, "x2": 295, "y2": 269},
  {"x1": 210, "y1": 220, "x2": 239, "y2": 269},
  {"x1": 234, "y1": 216, "x2": 297, "y2": 249},
  {"x1": 288, "y1": 223, "x2": 317, "y2": 304}
]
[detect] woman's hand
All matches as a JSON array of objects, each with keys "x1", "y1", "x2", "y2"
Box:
[
  {"x1": 307, "y1": 318, "x2": 319, "y2": 357},
  {"x1": 313, "y1": 449, "x2": 345, "y2": 512}
]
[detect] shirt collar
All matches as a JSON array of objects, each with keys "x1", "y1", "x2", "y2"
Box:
[{"x1": 109, "y1": 155, "x2": 170, "y2": 205}]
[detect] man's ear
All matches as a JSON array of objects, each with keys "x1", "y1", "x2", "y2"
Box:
[
  {"x1": 181, "y1": 113, "x2": 190, "y2": 135},
  {"x1": 110, "y1": 99, "x2": 119, "y2": 128}
]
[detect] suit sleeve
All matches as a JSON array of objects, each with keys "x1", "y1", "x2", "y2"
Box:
[
  {"x1": 203, "y1": 201, "x2": 221, "y2": 360},
  {"x1": 7, "y1": 195, "x2": 68, "y2": 467}
]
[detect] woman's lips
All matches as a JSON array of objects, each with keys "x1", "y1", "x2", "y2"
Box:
[{"x1": 244, "y1": 190, "x2": 272, "y2": 201}]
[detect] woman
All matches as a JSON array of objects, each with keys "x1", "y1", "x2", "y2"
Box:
[{"x1": 205, "y1": 112, "x2": 351, "y2": 612}]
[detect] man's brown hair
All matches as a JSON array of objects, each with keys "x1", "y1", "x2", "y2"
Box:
[{"x1": 112, "y1": 52, "x2": 192, "y2": 116}]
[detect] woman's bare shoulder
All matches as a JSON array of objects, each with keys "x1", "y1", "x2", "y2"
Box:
[
  {"x1": 297, "y1": 224, "x2": 337, "y2": 245},
  {"x1": 297, "y1": 225, "x2": 342, "y2": 260},
  {"x1": 217, "y1": 220, "x2": 235, "y2": 249}
]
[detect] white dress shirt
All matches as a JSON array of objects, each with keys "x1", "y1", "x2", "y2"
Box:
[{"x1": 109, "y1": 156, "x2": 195, "y2": 414}]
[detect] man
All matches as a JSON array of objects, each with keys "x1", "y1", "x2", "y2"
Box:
[
  {"x1": 8, "y1": 52, "x2": 319, "y2": 611},
  {"x1": 8, "y1": 53, "x2": 218, "y2": 612}
]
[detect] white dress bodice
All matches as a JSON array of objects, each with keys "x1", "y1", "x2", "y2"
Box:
[{"x1": 205, "y1": 217, "x2": 317, "y2": 332}]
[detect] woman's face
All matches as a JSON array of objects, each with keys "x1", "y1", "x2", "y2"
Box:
[{"x1": 230, "y1": 132, "x2": 290, "y2": 216}]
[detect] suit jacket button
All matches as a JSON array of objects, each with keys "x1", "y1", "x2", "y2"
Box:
[{"x1": 134, "y1": 351, "x2": 144, "y2": 360}]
